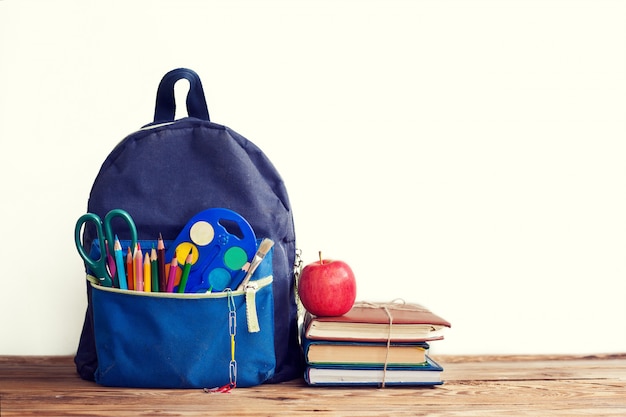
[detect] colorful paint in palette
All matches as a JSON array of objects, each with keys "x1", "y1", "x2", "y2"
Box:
[{"x1": 164, "y1": 208, "x2": 257, "y2": 292}]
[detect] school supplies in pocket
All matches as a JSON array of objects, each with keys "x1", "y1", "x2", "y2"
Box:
[{"x1": 78, "y1": 208, "x2": 274, "y2": 296}]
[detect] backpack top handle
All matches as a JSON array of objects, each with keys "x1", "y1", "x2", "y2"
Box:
[{"x1": 153, "y1": 68, "x2": 210, "y2": 123}]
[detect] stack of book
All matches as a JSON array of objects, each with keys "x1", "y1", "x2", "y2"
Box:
[{"x1": 301, "y1": 301, "x2": 451, "y2": 387}]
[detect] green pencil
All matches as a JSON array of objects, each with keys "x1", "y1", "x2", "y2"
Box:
[
  {"x1": 150, "y1": 247, "x2": 159, "y2": 292},
  {"x1": 177, "y1": 249, "x2": 193, "y2": 293}
]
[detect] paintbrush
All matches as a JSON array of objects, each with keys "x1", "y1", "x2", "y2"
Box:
[{"x1": 236, "y1": 238, "x2": 274, "y2": 291}]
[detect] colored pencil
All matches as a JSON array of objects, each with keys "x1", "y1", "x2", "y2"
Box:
[
  {"x1": 177, "y1": 250, "x2": 193, "y2": 293},
  {"x1": 150, "y1": 247, "x2": 159, "y2": 292},
  {"x1": 134, "y1": 243, "x2": 143, "y2": 292},
  {"x1": 114, "y1": 236, "x2": 127, "y2": 290},
  {"x1": 157, "y1": 234, "x2": 166, "y2": 292},
  {"x1": 143, "y1": 252, "x2": 151, "y2": 292},
  {"x1": 104, "y1": 239, "x2": 117, "y2": 287},
  {"x1": 126, "y1": 247, "x2": 134, "y2": 291},
  {"x1": 166, "y1": 255, "x2": 179, "y2": 293}
]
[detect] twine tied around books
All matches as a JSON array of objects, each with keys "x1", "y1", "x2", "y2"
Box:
[{"x1": 353, "y1": 300, "x2": 429, "y2": 388}]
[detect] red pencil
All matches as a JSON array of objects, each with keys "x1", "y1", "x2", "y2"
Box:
[{"x1": 126, "y1": 247, "x2": 134, "y2": 291}]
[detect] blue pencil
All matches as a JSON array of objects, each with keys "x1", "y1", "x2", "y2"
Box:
[{"x1": 114, "y1": 236, "x2": 128, "y2": 290}]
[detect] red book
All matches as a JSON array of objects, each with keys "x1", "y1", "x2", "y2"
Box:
[{"x1": 303, "y1": 301, "x2": 451, "y2": 343}]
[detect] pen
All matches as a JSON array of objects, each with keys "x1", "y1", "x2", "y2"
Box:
[
  {"x1": 114, "y1": 236, "x2": 128, "y2": 290},
  {"x1": 177, "y1": 250, "x2": 193, "y2": 293}
]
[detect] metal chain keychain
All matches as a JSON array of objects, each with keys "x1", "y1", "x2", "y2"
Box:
[
  {"x1": 227, "y1": 289, "x2": 237, "y2": 389},
  {"x1": 204, "y1": 289, "x2": 237, "y2": 393}
]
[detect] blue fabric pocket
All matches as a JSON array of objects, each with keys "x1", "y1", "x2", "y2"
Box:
[{"x1": 90, "y1": 276, "x2": 276, "y2": 388}]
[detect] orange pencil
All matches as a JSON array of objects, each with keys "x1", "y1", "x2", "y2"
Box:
[
  {"x1": 126, "y1": 247, "x2": 134, "y2": 291},
  {"x1": 134, "y1": 243, "x2": 143, "y2": 292},
  {"x1": 143, "y1": 252, "x2": 151, "y2": 292}
]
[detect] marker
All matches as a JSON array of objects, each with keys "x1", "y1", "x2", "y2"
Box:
[
  {"x1": 151, "y1": 247, "x2": 159, "y2": 292},
  {"x1": 157, "y1": 234, "x2": 166, "y2": 292},
  {"x1": 166, "y1": 255, "x2": 179, "y2": 293},
  {"x1": 114, "y1": 236, "x2": 128, "y2": 290},
  {"x1": 177, "y1": 249, "x2": 193, "y2": 293},
  {"x1": 126, "y1": 247, "x2": 134, "y2": 290}
]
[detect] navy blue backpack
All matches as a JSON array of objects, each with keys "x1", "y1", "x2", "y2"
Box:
[{"x1": 75, "y1": 68, "x2": 304, "y2": 386}]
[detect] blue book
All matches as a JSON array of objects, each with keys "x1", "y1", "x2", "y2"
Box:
[{"x1": 304, "y1": 355, "x2": 444, "y2": 387}]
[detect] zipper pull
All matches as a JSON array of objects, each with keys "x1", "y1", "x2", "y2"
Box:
[{"x1": 245, "y1": 282, "x2": 260, "y2": 333}]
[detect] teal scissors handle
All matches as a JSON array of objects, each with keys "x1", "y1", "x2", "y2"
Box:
[
  {"x1": 74, "y1": 209, "x2": 138, "y2": 287},
  {"x1": 74, "y1": 213, "x2": 111, "y2": 286},
  {"x1": 102, "y1": 209, "x2": 138, "y2": 256}
]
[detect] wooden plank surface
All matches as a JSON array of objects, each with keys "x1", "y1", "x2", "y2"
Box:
[{"x1": 1, "y1": 354, "x2": 625, "y2": 416}]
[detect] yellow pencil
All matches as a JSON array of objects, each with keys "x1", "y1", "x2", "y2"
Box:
[{"x1": 143, "y1": 252, "x2": 151, "y2": 292}]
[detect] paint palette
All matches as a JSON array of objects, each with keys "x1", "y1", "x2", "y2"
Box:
[{"x1": 165, "y1": 208, "x2": 257, "y2": 292}]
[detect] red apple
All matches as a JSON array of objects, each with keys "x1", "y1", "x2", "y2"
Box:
[{"x1": 298, "y1": 251, "x2": 357, "y2": 317}]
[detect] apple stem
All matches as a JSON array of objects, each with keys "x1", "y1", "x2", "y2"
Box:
[{"x1": 319, "y1": 251, "x2": 323, "y2": 265}]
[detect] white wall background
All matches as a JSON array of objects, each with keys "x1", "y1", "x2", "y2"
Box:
[{"x1": 1, "y1": 0, "x2": 625, "y2": 357}]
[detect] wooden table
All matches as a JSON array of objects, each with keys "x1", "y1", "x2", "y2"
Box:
[{"x1": 1, "y1": 354, "x2": 625, "y2": 416}]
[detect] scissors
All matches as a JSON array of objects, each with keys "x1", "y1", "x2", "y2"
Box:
[{"x1": 74, "y1": 209, "x2": 138, "y2": 287}]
